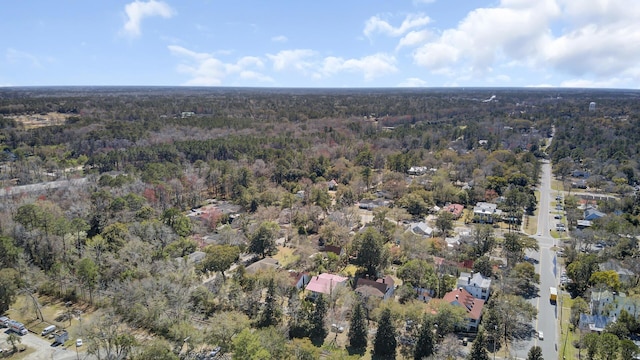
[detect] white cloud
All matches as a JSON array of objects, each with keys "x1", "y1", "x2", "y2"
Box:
[
  {"x1": 6, "y1": 48, "x2": 42, "y2": 67},
  {"x1": 413, "y1": 0, "x2": 560, "y2": 76},
  {"x1": 267, "y1": 49, "x2": 317, "y2": 72},
  {"x1": 396, "y1": 30, "x2": 431, "y2": 50},
  {"x1": 398, "y1": 77, "x2": 427, "y2": 87},
  {"x1": 271, "y1": 35, "x2": 288, "y2": 43},
  {"x1": 409, "y1": 0, "x2": 640, "y2": 86},
  {"x1": 168, "y1": 45, "x2": 273, "y2": 85},
  {"x1": 122, "y1": 0, "x2": 175, "y2": 37},
  {"x1": 319, "y1": 53, "x2": 398, "y2": 81},
  {"x1": 364, "y1": 13, "x2": 431, "y2": 38}
]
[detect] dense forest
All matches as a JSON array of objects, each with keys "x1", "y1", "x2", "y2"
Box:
[{"x1": 0, "y1": 87, "x2": 639, "y2": 359}]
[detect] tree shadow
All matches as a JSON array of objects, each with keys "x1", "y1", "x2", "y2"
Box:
[
  {"x1": 310, "y1": 335, "x2": 325, "y2": 347},
  {"x1": 346, "y1": 345, "x2": 366, "y2": 357},
  {"x1": 371, "y1": 351, "x2": 400, "y2": 360},
  {"x1": 521, "y1": 287, "x2": 540, "y2": 300}
]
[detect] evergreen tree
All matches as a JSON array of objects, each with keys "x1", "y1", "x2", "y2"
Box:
[
  {"x1": 374, "y1": 308, "x2": 397, "y2": 359},
  {"x1": 348, "y1": 300, "x2": 368, "y2": 350},
  {"x1": 467, "y1": 329, "x2": 490, "y2": 360},
  {"x1": 526, "y1": 346, "x2": 543, "y2": 360},
  {"x1": 249, "y1": 221, "x2": 279, "y2": 258},
  {"x1": 414, "y1": 316, "x2": 435, "y2": 360},
  {"x1": 309, "y1": 294, "x2": 328, "y2": 341},
  {"x1": 257, "y1": 278, "x2": 281, "y2": 328}
]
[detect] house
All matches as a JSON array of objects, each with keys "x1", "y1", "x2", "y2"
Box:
[
  {"x1": 443, "y1": 204, "x2": 464, "y2": 219},
  {"x1": 289, "y1": 271, "x2": 311, "y2": 290},
  {"x1": 408, "y1": 166, "x2": 428, "y2": 175},
  {"x1": 328, "y1": 179, "x2": 338, "y2": 191},
  {"x1": 245, "y1": 258, "x2": 280, "y2": 274},
  {"x1": 579, "y1": 314, "x2": 615, "y2": 333},
  {"x1": 358, "y1": 198, "x2": 391, "y2": 210},
  {"x1": 572, "y1": 180, "x2": 587, "y2": 189},
  {"x1": 473, "y1": 202, "x2": 502, "y2": 223},
  {"x1": 599, "y1": 260, "x2": 635, "y2": 284},
  {"x1": 354, "y1": 275, "x2": 395, "y2": 300},
  {"x1": 443, "y1": 288, "x2": 485, "y2": 332},
  {"x1": 584, "y1": 207, "x2": 606, "y2": 221},
  {"x1": 444, "y1": 236, "x2": 460, "y2": 249},
  {"x1": 572, "y1": 170, "x2": 590, "y2": 178},
  {"x1": 410, "y1": 222, "x2": 433, "y2": 237},
  {"x1": 305, "y1": 273, "x2": 349, "y2": 296},
  {"x1": 577, "y1": 220, "x2": 592, "y2": 229},
  {"x1": 415, "y1": 287, "x2": 434, "y2": 302},
  {"x1": 457, "y1": 272, "x2": 492, "y2": 300},
  {"x1": 591, "y1": 290, "x2": 640, "y2": 318}
]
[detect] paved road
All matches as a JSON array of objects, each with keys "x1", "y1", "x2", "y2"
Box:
[
  {"x1": 0, "y1": 178, "x2": 88, "y2": 197},
  {"x1": 513, "y1": 159, "x2": 560, "y2": 360}
]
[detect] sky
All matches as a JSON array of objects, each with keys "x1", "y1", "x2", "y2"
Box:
[{"x1": 1, "y1": 0, "x2": 639, "y2": 88}]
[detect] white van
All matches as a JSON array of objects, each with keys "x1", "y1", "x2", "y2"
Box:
[{"x1": 41, "y1": 325, "x2": 56, "y2": 336}]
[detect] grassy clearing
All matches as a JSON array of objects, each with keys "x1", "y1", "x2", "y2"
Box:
[
  {"x1": 559, "y1": 294, "x2": 580, "y2": 359},
  {"x1": 342, "y1": 264, "x2": 358, "y2": 277},
  {"x1": 7, "y1": 295, "x2": 101, "y2": 345},
  {"x1": 6, "y1": 347, "x2": 36, "y2": 360},
  {"x1": 273, "y1": 245, "x2": 299, "y2": 268}
]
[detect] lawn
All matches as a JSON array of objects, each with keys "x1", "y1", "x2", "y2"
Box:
[
  {"x1": 273, "y1": 245, "x2": 299, "y2": 268},
  {"x1": 559, "y1": 294, "x2": 580, "y2": 359},
  {"x1": 342, "y1": 264, "x2": 358, "y2": 277},
  {"x1": 5, "y1": 347, "x2": 36, "y2": 360}
]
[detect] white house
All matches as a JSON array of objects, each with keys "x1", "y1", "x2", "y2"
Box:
[
  {"x1": 457, "y1": 272, "x2": 492, "y2": 300},
  {"x1": 473, "y1": 202, "x2": 502, "y2": 223},
  {"x1": 591, "y1": 290, "x2": 640, "y2": 318}
]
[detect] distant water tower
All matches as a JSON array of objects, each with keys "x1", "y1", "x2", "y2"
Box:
[{"x1": 589, "y1": 102, "x2": 596, "y2": 112}]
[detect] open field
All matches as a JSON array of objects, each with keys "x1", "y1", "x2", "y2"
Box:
[{"x1": 7, "y1": 112, "x2": 71, "y2": 129}]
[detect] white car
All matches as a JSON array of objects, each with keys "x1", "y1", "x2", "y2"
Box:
[
  {"x1": 538, "y1": 331, "x2": 544, "y2": 340},
  {"x1": 76, "y1": 339, "x2": 83, "y2": 347}
]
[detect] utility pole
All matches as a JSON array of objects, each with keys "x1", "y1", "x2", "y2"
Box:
[{"x1": 493, "y1": 325, "x2": 497, "y2": 360}]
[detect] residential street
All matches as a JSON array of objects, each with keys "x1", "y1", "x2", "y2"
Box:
[{"x1": 513, "y1": 159, "x2": 560, "y2": 360}]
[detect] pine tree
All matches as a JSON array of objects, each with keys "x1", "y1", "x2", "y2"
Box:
[
  {"x1": 414, "y1": 316, "x2": 435, "y2": 360},
  {"x1": 526, "y1": 345, "x2": 543, "y2": 360},
  {"x1": 467, "y1": 329, "x2": 490, "y2": 360},
  {"x1": 257, "y1": 278, "x2": 281, "y2": 328},
  {"x1": 309, "y1": 294, "x2": 328, "y2": 341},
  {"x1": 348, "y1": 300, "x2": 368, "y2": 350},
  {"x1": 374, "y1": 308, "x2": 397, "y2": 359}
]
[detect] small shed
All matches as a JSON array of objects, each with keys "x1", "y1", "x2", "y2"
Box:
[{"x1": 54, "y1": 330, "x2": 69, "y2": 344}]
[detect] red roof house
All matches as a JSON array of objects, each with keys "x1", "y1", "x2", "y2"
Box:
[{"x1": 443, "y1": 287, "x2": 485, "y2": 332}]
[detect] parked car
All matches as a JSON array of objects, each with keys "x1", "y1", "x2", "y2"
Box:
[
  {"x1": 76, "y1": 339, "x2": 83, "y2": 347},
  {"x1": 538, "y1": 331, "x2": 544, "y2": 340}
]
